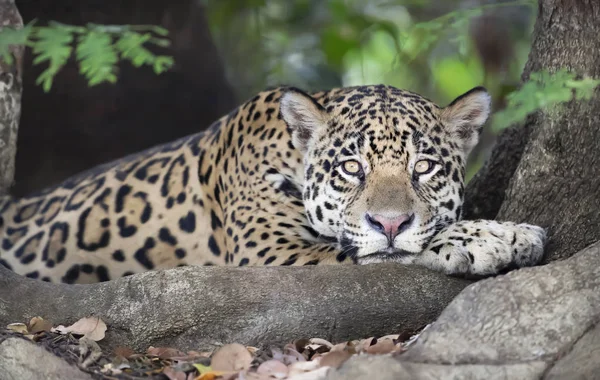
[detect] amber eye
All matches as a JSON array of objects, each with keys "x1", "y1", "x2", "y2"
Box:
[
  {"x1": 341, "y1": 160, "x2": 363, "y2": 176},
  {"x1": 414, "y1": 160, "x2": 436, "y2": 175}
]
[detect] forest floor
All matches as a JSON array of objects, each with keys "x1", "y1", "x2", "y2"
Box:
[{"x1": 3, "y1": 316, "x2": 423, "y2": 380}]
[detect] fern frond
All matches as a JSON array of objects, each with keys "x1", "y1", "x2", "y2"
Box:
[
  {"x1": 0, "y1": 23, "x2": 33, "y2": 65},
  {"x1": 31, "y1": 25, "x2": 74, "y2": 91},
  {"x1": 76, "y1": 31, "x2": 118, "y2": 86},
  {"x1": 115, "y1": 31, "x2": 173, "y2": 73}
]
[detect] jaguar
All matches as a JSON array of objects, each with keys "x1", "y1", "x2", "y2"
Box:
[{"x1": 0, "y1": 84, "x2": 546, "y2": 283}]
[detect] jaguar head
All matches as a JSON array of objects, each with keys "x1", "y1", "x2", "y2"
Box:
[{"x1": 280, "y1": 85, "x2": 490, "y2": 262}]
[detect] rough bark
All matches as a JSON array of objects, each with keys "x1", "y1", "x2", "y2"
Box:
[
  {"x1": 329, "y1": 241, "x2": 600, "y2": 379},
  {"x1": 496, "y1": 0, "x2": 600, "y2": 261},
  {"x1": 0, "y1": 262, "x2": 469, "y2": 353},
  {"x1": 4, "y1": 241, "x2": 600, "y2": 380},
  {"x1": 463, "y1": 121, "x2": 533, "y2": 221},
  {"x1": 0, "y1": 0, "x2": 23, "y2": 196},
  {"x1": 0, "y1": 337, "x2": 92, "y2": 380}
]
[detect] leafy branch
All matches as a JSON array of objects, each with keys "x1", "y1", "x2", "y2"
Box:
[
  {"x1": 0, "y1": 21, "x2": 174, "y2": 92},
  {"x1": 492, "y1": 70, "x2": 600, "y2": 131}
]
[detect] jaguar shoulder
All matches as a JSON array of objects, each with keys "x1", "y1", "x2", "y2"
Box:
[{"x1": 0, "y1": 85, "x2": 546, "y2": 283}]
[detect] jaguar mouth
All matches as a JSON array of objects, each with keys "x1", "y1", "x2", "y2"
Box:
[{"x1": 361, "y1": 247, "x2": 417, "y2": 261}]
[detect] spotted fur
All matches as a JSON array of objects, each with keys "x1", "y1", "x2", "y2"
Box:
[{"x1": 0, "y1": 85, "x2": 546, "y2": 283}]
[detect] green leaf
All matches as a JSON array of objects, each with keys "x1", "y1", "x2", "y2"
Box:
[
  {"x1": 192, "y1": 363, "x2": 212, "y2": 375},
  {"x1": 4, "y1": 21, "x2": 173, "y2": 90},
  {"x1": 115, "y1": 31, "x2": 173, "y2": 73},
  {"x1": 76, "y1": 31, "x2": 118, "y2": 86},
  {"x1": 148, "y1": 37, "x2": 171, "y2": 48},
  {"x1": 31, "y1": 25, "x2": 74, "y2": 92},
  {"x1": 153, "y1": 56, "x2": 174, "y2": 74},
  {"x1": 0, "y1": 23, "x2": 33, "y2": 65},
  {"x1": 492, "y1": 69, "x2": 600, "y2": 131},
  {"x1": 115, "y1": 32, "x2": 153, "y2": 66},
  {"x1": 150, "y1": 25, "x2": 169, "y2": 36}
]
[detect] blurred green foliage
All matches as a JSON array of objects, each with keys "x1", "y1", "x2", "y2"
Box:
[
  {"x1": 0, "y1": 22, "x2": 173, "y2": 92},
  {"x1": 204, "y1": 0, "x2": 534, "y2": 103},
  {"x1": 203, "y1": 0, "x2": 542, "y2": 180},
  {"x1": 493, "y1": 70, "x2": 600, "y2": 131}
]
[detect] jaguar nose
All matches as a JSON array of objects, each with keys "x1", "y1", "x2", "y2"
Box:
[{"x1": 365, "y1": 213, "x2": 415, "y2": 240}]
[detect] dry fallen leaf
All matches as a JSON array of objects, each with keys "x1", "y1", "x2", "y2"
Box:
[
  {"x1": 210, "y1": 343, "x2": 253, "y2": 372},
  {"x1": 308, "y1": 338, "x2": 333, "y2": 348},
  {"x1": 78, "y1": 336, "x2": 104, "y2": 368},
  {"x1": 238, "y1": 372, "x2": 269, "y2": 380},
  {"x1": 6, "y1": 322, "x2": 29, "y2": 334},
  {"x1": 168, "y1": 351, "x2": 212, "y2": 362},
  {"x1": 100, "y1": 363, "x2": 123, "y2": 375},
  {"x1": 287, "y1": 366, "x2": 330, "y2": 380},
  {"x1": 52, "y1": 316, "x2": 107, "y2": 341},
  {"x1": 357, "y1": 337, "x2": 376, "y2": 352},
  {"x1": 305, "y1": 344, "x2": 328, "y2": 352},
  {"x1": 318, "y1": 351, "x2": 352, "y2": 369},
  {"x1": 379, "y1": 334, "x2": 400, "y2": 342},
  {"x1": 256, "y1": 359, "x2": 288, "y2": 378},
  {"x1": 282, "y1": 345, "x2": 307, "y2": 363},
  {"x1": 365, "y1": 339, "x2": 397, "y2": 355},
  {"x1": 287, "y1": 361, "x2": 321, "y2": 377},
  {"x1": 272, "y1": 348, "x2": 305, "y2": 365},
  {"x1": 147, "y1": 346, "x2": 187, "y2": 359},
  {"x1": 28, "y1": 316, "x2": 53, "y2": 334},
  {"x1": 114, "y1": 346, "x2": 136, "y2": 359},
  {"x1": 111, "y1": 355, "x2": 131, "y2": 370},
  {"x1": 194, "y1": 351, "x2": 215, "y2": 358},
  {"x1": 6, "y1": 322, "x2": 35, "y2": 340},
  {"x1": 194, "y1": 370, "x2": 236, "y2": 380},
  {"x1": 293, "y1": 339, "x2": 310, "y2": 352},
  {"x1": 164, "y1": 366, "x2": 189, "y2": 380},
  {"x1": 328, "y1": 342, "x2": 347, "y2": 353}
]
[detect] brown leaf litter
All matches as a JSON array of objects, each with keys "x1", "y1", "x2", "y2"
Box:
[{"x1": 3, "y1": 316, "x2": 427, "y2": 380}]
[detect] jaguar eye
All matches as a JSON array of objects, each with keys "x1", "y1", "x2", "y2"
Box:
[
  {"x1": 341, "y1": 160, "x2": 363, "y2": 176},
  {"x1": 414, "y1": 160, "x2": 436, "y2": 175}
]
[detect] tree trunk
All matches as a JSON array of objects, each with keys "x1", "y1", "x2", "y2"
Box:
[
  {"x1": 0, "y1": 0, "x2": 23, "y2": 196},
  {"x1": 497, "y1": 0, "x2": 600, "y2": 262},
  {"x1": 0, "y1": 262, "x2": 469, "y2": 352},
  {"x1": 466, "y1": 0, "x2": 600, "y2": 262},
  {"x1": 463, "y1": 121, "x2": 533, "y2": 221}
]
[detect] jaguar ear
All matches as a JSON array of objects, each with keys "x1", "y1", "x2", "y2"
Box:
[
  {"x1": 280, "y1": 88, "x2": 329, "y2": 153},
  {"x1": 441, "y1": 87, "x2": 491, "y2": 155}
]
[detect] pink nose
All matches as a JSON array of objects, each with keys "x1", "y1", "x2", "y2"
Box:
[{"x1": 366, "y1": 213, "x2": 414, "y2": 240}]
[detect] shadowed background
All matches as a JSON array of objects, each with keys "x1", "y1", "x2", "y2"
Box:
[{"x1": 13, "y1": 0, "x2": 534, "y2": 196}]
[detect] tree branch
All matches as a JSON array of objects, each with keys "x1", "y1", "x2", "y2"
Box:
[{"x1": 0, "y1": 263, "x2": 470, "y2": 352}]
